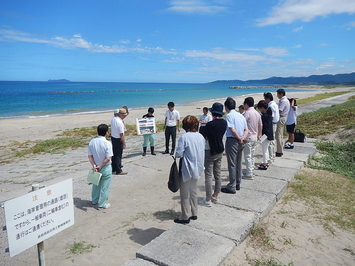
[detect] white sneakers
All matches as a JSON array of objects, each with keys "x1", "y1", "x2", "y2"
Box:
[
  {"x1": 199, "y1": 199, "x2": 212, "y2": 207},
  {"x1": 98, "y1": 203, "x2": 111, "y2": 210}
]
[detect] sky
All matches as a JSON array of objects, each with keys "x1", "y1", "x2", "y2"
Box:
[{"x1": 0, "y1": 0, "x2": 355, "y2": 83}]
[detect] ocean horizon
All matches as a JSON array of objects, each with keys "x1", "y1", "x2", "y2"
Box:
[{"x1": 0, "y1": 81, "x2": 303, "y2": 120}]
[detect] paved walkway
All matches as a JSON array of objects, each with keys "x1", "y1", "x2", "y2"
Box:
[{"x1": 121, "y1": 91, "x2": 355, "y2": 266}]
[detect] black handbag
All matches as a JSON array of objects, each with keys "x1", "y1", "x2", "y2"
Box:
[
  {"x1": 168, "y1": 156, "x2": 180, "y2": 193},
  {"x1": 294, "y1": 129, "x2": 306, "y2": 142}
]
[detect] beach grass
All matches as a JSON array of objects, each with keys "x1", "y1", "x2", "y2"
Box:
[
  {"x1": 296, "y1": 90, "x2": 351, "y2": 105},
  {"x1": 290, "y1": 169, "x2": 355, "y2": 233},
  {"x1": 296, "y1": 95, "x2": 355, "y2": 138}
]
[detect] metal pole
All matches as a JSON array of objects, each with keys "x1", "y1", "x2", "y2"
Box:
[{"x1": 32, "y1": 184, "x2": 46, "y2": 266}]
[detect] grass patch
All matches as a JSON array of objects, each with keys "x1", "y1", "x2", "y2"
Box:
[
  {"x1": 308, "y1": 141, "x2": 355, "y2": 178},
  {"x1": 15, "y1": 138, "x2": 88, "y2": 157},
  {"x1": 254, "y1": 259, "x2": 294, "y2": 266},
  {"x1": 249, "y1": 224, "x2": 274, "y2": 249},
  {"x1": 67, "y1": 241, "x2": 97, "y2": 255},
  {"x1": 296, "y1": 95, "x2": 355, "y2": 138},
  {"x1": 289, "y1": 170, "x2": 355, "y2": 233},
  {"x1": 296, "y1": 91, "x2": 351, "y2": 105}
]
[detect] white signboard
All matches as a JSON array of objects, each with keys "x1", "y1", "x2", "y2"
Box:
[
  {"x1": 4, "y1": 178, "x2": 74, "y2": 257},
  {"x1": 136, "y1": 117, "x2": 156, "y2": 135}
]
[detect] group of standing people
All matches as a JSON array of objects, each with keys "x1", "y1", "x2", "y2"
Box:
[{"x1": 174, "y1": 90, "x2": 298, "y2": 223}]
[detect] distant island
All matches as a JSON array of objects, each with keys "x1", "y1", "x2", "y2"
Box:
[
  {"x1": 211, "y1": 72, "x2": 355, "y2": 85},
  {"x1": 47, "y1": 79, "x2": 71, "y2": 82}
]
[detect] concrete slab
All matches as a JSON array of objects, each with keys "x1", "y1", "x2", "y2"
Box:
[
  {"x1": 241, "y1": 176, "x2": 288, "y2": 201},
  {"x1": 136, "y1": 224, "x2": 236, "y2": 266},
  {"x1": 187, "y1": 204, "x2": 258, "y2": 244},
  {"x1": 122, "y1": 258, "x2": 157, "y2": 266},
  {"x1": 254, "y1": 165, "x2": 297, "y2": 183},
  {"x1": 218, "y1": 189, "x2": 277, "y2": 221}
]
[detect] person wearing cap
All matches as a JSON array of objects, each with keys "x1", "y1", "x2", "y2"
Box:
[
  {"x1": 110, "y1": 108, "x2": 128, "y2": 175},
  {"x1": 163, "y1": 101, "x2": 180, "y2": 155},
  {"x1": 199, "y1": 102, "x2": 227, "y2": 207},
  {"x1": 221, "y1": 97, "x2": 248, "y2": 194},
  {"x1": 88, "y1": 124, "x2": 113, "y2": 210},
  {"x1": 142, "y1": 107, "x2": 157, "y2": 156}
]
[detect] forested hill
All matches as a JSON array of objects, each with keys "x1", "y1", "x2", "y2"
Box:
[{"x1": 211, "y1": 72, "x2": 355, "y2": 85}]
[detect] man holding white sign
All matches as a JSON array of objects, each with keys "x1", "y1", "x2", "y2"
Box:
[{"x1": 88, "y1": 124, "x2": 113, "y2": 210}]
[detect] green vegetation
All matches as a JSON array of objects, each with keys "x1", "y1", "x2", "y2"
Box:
[
  {"x1": 254, "y1": 259, "x2": 294, "y2": 266},
  {"x1": 67, "y1": 241, "x2": 97, "y2": 255},
  {"x1": 290, "y1": 170, "x2": 355, "y2": 233},
  {"x1": 297, "y1": 95, "x2": 355, "y2": 137},
  {"x1": 296, "y1": 91, "x2": 351, "y2": 105},
  {"x1": 15, "y1": 137, "x2": 87, "y2": 157},
  {"x1": 308, "y1": 141, "x2": 355, "y2": 178}
]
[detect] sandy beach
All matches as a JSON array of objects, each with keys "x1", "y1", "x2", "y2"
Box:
[{"x1": 1, "y1": 86, "x2": 354, "y2": 265}]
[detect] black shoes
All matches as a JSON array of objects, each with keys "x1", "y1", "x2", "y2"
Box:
[
  {"x1": 275, "y1": 152, "x2": 283, "y2": 157},
  {"x1": 163, "y1": 150, "x2": 169, "y2": 154},
  {"x1": 221, "y1": 187, "x2": 236, "y2": 194},
  {"x1": 189, "y1": 216, "x2": 197, "y2": 220},
  {"x1": 174, "y1": 218, "x2": 190, "y2": 224}
]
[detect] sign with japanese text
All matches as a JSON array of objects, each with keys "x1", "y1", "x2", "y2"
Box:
[
  {"x1": 136, "y1": 117, "x2": 156, "y2": 135},
  {"x1": 4, "y1": 179, "x2": 74, "y2": 257}
]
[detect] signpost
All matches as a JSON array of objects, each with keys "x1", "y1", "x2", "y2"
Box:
[{"x1": 3, "y1": 178, "x2": 74, "y2": 259}]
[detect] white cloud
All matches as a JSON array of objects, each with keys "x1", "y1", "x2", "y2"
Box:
[
  {"x1": 73, "y1": 34, "x2": 81, "y2": 38},
  {"x1": 257, "y1": 0, "x2": 355, "y2": 26},
  {"x1": 344, "y1": 21, "x2": 355, "y2": 30},
  {"x1": 262, "y1": 47, "x2": 289, "y2": 57},
  {"x1": 167, "y1": 0, "x2": 228, "y2": 14},
  {"x1": 292, "y1": 44, "x2": 302, "y2": 49},
  {"x1": 293, "y1": 26, "x2": 303, "y2": 32}
]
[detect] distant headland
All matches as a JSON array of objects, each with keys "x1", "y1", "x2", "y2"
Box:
[
  {"x1": 210, "y1": 72, "x2": 355, "y2": 85},
  {"x1": 47, "y1": 79, "x2": 71, "y2": 82}
]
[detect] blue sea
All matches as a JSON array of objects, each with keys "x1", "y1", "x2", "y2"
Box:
[{"x1": 0, "y1": 81, "x2": 301, "y2": 119}]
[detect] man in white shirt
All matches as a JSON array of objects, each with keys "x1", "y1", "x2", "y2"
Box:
[
  {"x1": 163, "y1": 102, "x2": 180, "y2": 155},
  {"x1": 263, "y1": 92, "x2": 279, "y2": 162},
  {"x1": 110, "y1": 108, "x2": 128, "y2": 175},
  {"x1": 275, "y1": 89, "x2": 290, "y2": 157},
  {"x1": 198, "y1": 107, "x2": 212, "y2": 138},
  {"x1": 88, "y1": 124, "x2": 113, "y2": 209}
]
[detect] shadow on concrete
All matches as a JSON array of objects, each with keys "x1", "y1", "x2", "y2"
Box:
[{"x1": 127, "y1": 227, "x2": 166, "y2": 246}]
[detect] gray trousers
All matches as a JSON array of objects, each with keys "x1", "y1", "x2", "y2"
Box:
[
  {"x1": 179, "y1": 177, "x2": 198, "y2": 220},
  {"x1": 204, "y1": 151, "x2": 223, "y2": 198},
  {"x1": 276, "y1": 117, "x2": 286, "y2": 153},
  {"x1": 225, "y1": 137, "x2": 244, "y2": 192}
]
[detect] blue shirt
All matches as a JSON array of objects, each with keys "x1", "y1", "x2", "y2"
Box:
[{"x1": 225, "y1": 109, "x2": 247, "y2": 138}]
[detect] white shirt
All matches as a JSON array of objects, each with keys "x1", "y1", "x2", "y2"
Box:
[
  {"x1": 225, "y1": 110, "x2": 248, "y2": 138},
  {"x1": 286, "y1": 106, "x2": 298, "y2": 125},
  {"x1": 88, "y1": 136, "x2": 113, "y2": 166},
  {"x1": 110, "y1": 116, "x2": 125, "y2": 138},
  {"x1": 268, "y1": 100, "x2": 280, "y2": 123},
  {"x1": 279, "y1": 96, "x2": 290, "y2": 117},
  {"x1": 199, "y1": 113, "x2": 212, "y2": 127},
  {"x1": 175, "y1": 132, "x2": 205, "y2": 182},
  {"x1": 165, "y1": 109, "x2": 180, "y2": 127}
]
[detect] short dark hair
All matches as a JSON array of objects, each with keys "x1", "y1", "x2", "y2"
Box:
[
  {"x1": 203, "y1": 107, "x2": 208, "y2": 112},
  {"x1": 263, "y1": 92, "x2": 273, "y2": 101},
  {"x1": 224, "y1": 97, "x2": 236, "y2": 110},
  {"x1": 148, "y1": 107, "x2": 154, "y2": 113},
  {"x1": 257, "y1": 100, "x2": 272, "y2": 116},
  {"x1": 167, "y1": 102, "x2": 175, "y2": 107},
  {"x1": 243, "y1": 97, "x2": 254, "y2": 107},
  {"x1": 182, "y1": 115, "x2": 199, "y2": 132},
  {"x1": 276, "y1": 89, "x2": 286, "y2": 96},
  {"x1": 97, "y1": 124, "x2": 108, "y2": 136}
]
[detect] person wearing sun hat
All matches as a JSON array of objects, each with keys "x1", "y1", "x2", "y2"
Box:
[
  {"x1": 199, "y1": 102, "x2": 227, "y2": 207},
  {"x1": 110, "y1": 108, "x2": 128, "y2": 175}
]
